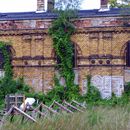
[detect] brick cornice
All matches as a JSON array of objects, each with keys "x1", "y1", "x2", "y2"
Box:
[
  {"x1": 0, "y1": 29, "x2": 48, "y2": 36},
  {"x1": 74, "y1": 26, "x2": 130, "y2": 34},
  {"x1": 0, "y1": 26, "x2": 130, "y2": 36}
]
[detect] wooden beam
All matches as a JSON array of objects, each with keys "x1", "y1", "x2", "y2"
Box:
[
  {"x1": 71, "y1": 100, "x2": 86, "y2": 110},
  {"x1": 63, "y1": 101, "x2": 84, "y2": 112},
  {"x1": 5, "y1": 105, "x2": 37, "y2": 123},
  {"x1": 54, "y1": 101, "x2": 73, "y2": 113}
]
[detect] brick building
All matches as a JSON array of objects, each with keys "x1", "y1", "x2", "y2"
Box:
[{"x1": 0, "y1": 0, "x2": 130, "y2": 98}]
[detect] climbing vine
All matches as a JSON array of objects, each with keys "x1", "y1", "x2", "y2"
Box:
[
  {"x1": 0, "y1": 41, "x2": 13, "y2": 78},
  {"x1": 49, "y1": 11, "x2": 76, "y2": 87},
  {"x1": 0, "y1": 41, "x2": 30, "y2": 100}
]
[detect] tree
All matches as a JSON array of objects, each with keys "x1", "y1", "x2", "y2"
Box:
[
  {"x1": 55, "y1": 0, "x2": 82, "y2": 10},
  {"x1": 49, "y1": 0, "x2": 82, "y2": 87},
  {"x1": 109, "y1": 0, "x2": 130, "y2": 8}
]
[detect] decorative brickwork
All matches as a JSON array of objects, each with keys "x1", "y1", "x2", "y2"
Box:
[{"x1": 0, "y1": 11, "x2": 129, "y2": 92}]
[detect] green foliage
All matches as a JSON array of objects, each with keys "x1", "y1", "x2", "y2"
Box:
[
  {"x1": 0, "y1": 41, "x2": 30, "y2": 107},
  {"x1": 109, "y1": 0, "x2": 120, "y2": 8},
  {"x1": 124, "y1": 82, "x2": 130, "y2": 96},
  {"x1": 48, "y1": 1, "x2": 84, "y2": 105},
  {"x1": 0, "y1": 77, "x2": 30, "y2": 99},
  {"x1": 95, "y1": 93, "x2": 129, "y2": 107},
  {"x1": 82, "y1": 75, "x2": 129, "y2": 107},
  {"x1": 2, "y1": 106, "x2": 130, "y2": 130},
  {"x1": 14, "y1": 77, "x2": 30, "y2": 93},
  {"x1": 53, "y1": 74, "x2": 60, "y2": 86},
  {"x1": 25, "y1": 75, "x2": 99, "y2": 106},
  {"x1": 25, "y1": 74, "x2": 81, "y2": 106},
  {"x1": 25, "y1": 84, "x2": 81, "y2": 106},
  {"x1": 55, "y1": 0, "x2": 82, "y2": 10},
  {"x1": 49, "y1": 10, "x2": 76, "y2": 87},
  {"x1": 109, "y1": 0, "x2": 130, "y2": 8},
  {"x1": 85, "y1": 75, "x2": 101, "y2": 103},
  {"x1": 25, "y1": 74, "x2": 130, "y2": 107},
  {"x1": 0, "y1": 42, "x2": 13, "y2": 78},
  {"x1": 88, "y1": 110, "x2": 103, "y2": 126}
]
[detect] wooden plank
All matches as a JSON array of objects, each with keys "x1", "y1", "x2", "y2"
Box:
[
  {"x1": 4, "y1": 105, "x2": 37, "y2": 123},
  {"x1": 31, "y1": 103, "x2": 58, "y2": 118},
  {"x1": 41, "y1": 103, "x2": 58, "y2": 114},
  {"x1": 31, "y1": 104, "x2": 44, "y2": 118},
  {"x1": 2, "y1": 105, "x2": 37, "y2": 123},
  {"x1": 31, "y1": 106, "x2": 47, "y2": 118},
  {"x1": 30, "y1": 105, "x2": 46, "y2": 116},
  {"x1": 54, "y1": 101, "x2": 73, "y2": 113},
  {"x1": 5, "y1": 105, "x2": 14, "y2": 116},
  {"x1": 33, "y1": 103, "x2": 57, "y2": 114},
  {"x1": 63, "y1": 101, "x2": 84, "y2": 112},
  {"x1": 71, "y1": 100, "x2": 86, "y2": 109}
]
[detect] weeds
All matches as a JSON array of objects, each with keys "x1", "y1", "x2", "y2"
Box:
[{"x1": 1, "y1": 105, "x2": 130, "y2": 130}]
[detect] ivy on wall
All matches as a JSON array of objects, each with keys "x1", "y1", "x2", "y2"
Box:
[
  {"x1": 0, "y1": 41, "x2": 13, "y2": 78},
  {"x1": 49, "y1": 11, "x2": 76, "y2": 87},
  {"x1": 0, "y1": 41, "x2": 30, "y2": 101}
]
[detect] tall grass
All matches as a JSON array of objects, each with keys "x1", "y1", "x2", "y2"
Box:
[{"x1": 1, "y1": 105, "x2": 130, "y2": 130}]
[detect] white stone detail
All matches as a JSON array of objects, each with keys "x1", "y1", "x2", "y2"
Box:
[
  {"x1": 102, "y1": 76, "x2": 112, "y2": 99},
  {"x1": 82, "y1": 79, "x2": 87, "y2": 95},
  {"x1": 91, "y1": 75, "x2": 103, "y2": 92},
  {"x1": 59, "y1": 77, "x2": 66, "y2": 87},
  {"x1": 83, "y1": 75, "x2": 124, "y2": 99},
  {"x1": 112, "y1": 76, "x2": 124, "y2": 97},
  {"x1": 0, "y1": 70, "x2": 4, "y2": 78},
  {"x1": 74, "y1": 69, "x2": 79, "y2": 85}
]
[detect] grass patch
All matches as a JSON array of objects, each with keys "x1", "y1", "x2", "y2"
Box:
[{"x1": 1, "y1": 105, "x2": 130, "y2": 130}]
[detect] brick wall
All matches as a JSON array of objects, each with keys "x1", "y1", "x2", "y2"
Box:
[{"x1": 0, "y1": 15, "x2": 130, "y2": 92}]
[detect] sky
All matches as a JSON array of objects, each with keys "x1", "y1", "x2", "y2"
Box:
[{"x1": 0, "y1": 0, "x2": 100, "y2": 13}]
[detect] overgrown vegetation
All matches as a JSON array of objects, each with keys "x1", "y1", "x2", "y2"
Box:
[
  {"x1": 0, "y1": 41, "x2": 30, "y2": 109},
  {"x1": 0, "y1": 41, "x2": 129, "y2": 109},
  {"x1": 25, "y1": 74, "x2": 130, "y2": 107},
  {"x1": 1, "y1": 0, "x2": 130, "y2": 112},
  {"x1": 49, "y1": 10, "x2": 76, "y2": 87},
  {"x1": 46, "y1": 1, "x2": 81, "y2": 105},
  {"x1": 2, "y1": 105, "x2": 130, "y2": 130}
]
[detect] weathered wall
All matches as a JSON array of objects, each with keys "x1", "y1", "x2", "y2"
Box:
[
  {"x1": 71, "y1": 27, "x2": 130, "y2": 91},
  {"x1": 0, "y1": 15, "x2": 130, "y2": 92}
]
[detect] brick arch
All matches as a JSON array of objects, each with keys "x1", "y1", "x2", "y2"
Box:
[
  {"x1": 7, "y1": 45, "x2": 16, "y2": 57},
  {"x1": 120, "y1": 41, "x2": 129, "y2": 59},
  {"x1": 0, "y1": 43, "x2": 15, "y2": 69},
  {"x1": 122, "y1": 41, "x2": 130, "y2": 66},
  {"x1": 51, "y1": 42, "x2": 82, "y2": 68},
  {"x1": 72, "y1": 42, "x2": 82, "y2": 56},
  {"x1": 0, "y1": 41, "x2": 16, "y2": 57}
]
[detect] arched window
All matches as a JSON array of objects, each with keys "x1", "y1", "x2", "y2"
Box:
[
  {"x1": 56, "y1": 43, "x2": 77, "y2": 68},
  {"x1": 126, "y1": 41, "x2": 130, "y2": 67},
  {"x1": 0, "y1": 50, "x2": 4, "y2": 69},
  {"x1": 0, "y1": 45, "x2": 14, "y2": 77},
  {"x1": 72, "y1": 43, "x2": 77, "y2": 68}
]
